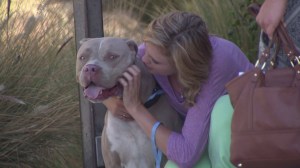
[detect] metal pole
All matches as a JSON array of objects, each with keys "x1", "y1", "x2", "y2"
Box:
[{"x1": 73, "y1": 0, "x2": 106, "y2": 167}]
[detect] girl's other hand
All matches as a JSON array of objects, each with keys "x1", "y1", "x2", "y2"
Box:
[
  {"x1": 102, "y1": 97, "x2": 133, "y2": 121},
  {"x1": 256, "y1": 0, "x2": 288, "y2": 39}
]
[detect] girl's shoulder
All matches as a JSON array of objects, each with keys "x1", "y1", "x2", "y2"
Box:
[{"x1": 210, "y1": 35, "x2": 240, "y2": 52}]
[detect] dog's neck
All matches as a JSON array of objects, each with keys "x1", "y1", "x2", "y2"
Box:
[{"x1": 134, "y1": 58, "x2": 157, "y2": 104}]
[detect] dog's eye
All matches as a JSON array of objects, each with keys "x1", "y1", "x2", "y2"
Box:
[
  {"x1": 109, "y1": 55, "x2": 119, "y2": 60},
  {"x1": 79, "y1": 56, "x2": 85, "y2": 60}
]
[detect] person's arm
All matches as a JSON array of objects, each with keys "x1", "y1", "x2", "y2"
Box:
[
  {"x1": 118, "y1": 65, "x2": 171, "y2": 153},
  {"x1": 118, "y1": 65, "x2": 213, "y2": 167},
  {"x1": 117, "y1": 41, "x2": 251, "y2": 167},
  {"x1": 102, "y1": 97, "x2": 133, "y2": 120},
  {"x1": 256, "y1": 0, "x2": 288, "y2": 39}
]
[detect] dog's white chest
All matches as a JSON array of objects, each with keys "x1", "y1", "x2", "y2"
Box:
[{"x1": 106, "y1": 112, "x2": 154, "y2": 168}]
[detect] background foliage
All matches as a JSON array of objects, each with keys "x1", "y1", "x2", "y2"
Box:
[
  {"x1": 103, "y1": 0, "x2": 262, "y2": 62},
  {"x1": 0, "y1": 0, "x2": 261, "y2": 167},
  {"x1": 0, "y1": 1, "x2": 81, "y2": 167}
]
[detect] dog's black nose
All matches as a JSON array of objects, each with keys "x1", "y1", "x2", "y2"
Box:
[{"x1": 84, "y1": 64, "x2": 100, "y2": 74}]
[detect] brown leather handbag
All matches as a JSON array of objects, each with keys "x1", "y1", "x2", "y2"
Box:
[{"x1": 225, "y1": 3, "x2": 300, "y2": 168}]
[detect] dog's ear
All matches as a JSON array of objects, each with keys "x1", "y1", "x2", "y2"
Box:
[
  {"x1": 124, "y1": 39, "x2": 138, "y2": 56},
  {"x1": 79, "y1": 38, "x2": 92, "y2": 45}
]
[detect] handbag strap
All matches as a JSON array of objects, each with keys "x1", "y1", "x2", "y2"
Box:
[
  {"x1": 248, "y1": 3, "x2": 300, "y2": 68},
  {"x1": 277, "y1": 22, "x2": 300, "y2": 66},
  {"x1": 248, "y1": 3, "x2": 300, "y2": 87}
]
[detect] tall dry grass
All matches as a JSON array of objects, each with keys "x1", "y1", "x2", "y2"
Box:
[
  {"x1": 0, "y1": 0, "x2": 82, "y2": 167},
  {"x1": 103, "y1": 0, "x2": 261, "y2": 62}
]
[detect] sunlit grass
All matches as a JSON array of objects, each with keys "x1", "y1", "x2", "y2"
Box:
[
  {"x1": 105, "y1": 0, "x2": 260, "y2": 62},
  {"x1": 0, "y1": 0, "x2": 82, "y2": 167}
]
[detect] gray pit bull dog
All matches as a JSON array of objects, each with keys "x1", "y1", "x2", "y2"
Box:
[{"x1": 76, "y1": 37, "x2": 182, "y2": 168}]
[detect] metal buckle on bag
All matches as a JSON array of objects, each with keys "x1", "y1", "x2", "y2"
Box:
[
  {"x1": 255, "y1": 59, "x2": 266, "y2": 70},
  {"x1": 290, "y1": 56, "x2": 300, "y2": 67},
  {"x1": 254, "y1": 60, "x2": 260, "y2": 67},
  {"x1": 255, "y1": 51, "x2": 270, "y2": 70}
]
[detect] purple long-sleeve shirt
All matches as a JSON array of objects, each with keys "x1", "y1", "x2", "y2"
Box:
[{"x1": 138, "y1": 36, "x2": 253, "y2": 167}]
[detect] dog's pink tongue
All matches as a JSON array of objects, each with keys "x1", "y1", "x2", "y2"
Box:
[{"x1": 84, "y1": 85, "x2": 103, "y2": 99}]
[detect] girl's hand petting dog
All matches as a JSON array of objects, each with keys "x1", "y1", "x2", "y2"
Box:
[{"x1": 118, "y1": 65, "x2": 143, "y2": 115}]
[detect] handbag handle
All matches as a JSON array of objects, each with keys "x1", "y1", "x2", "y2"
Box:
[
  {"x1": 248, "y1": 3, "x2": 300, "y2": 67},
  {"x1": 277, "y1": 21, "x2": 300, "y2": 66}
]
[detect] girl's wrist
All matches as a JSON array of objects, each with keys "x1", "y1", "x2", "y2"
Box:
[{"x1": 128, "y1": 103, "x2": 145, "y2": 115}]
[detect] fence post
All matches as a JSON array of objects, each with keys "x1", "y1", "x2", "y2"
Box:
[{"x1": 73, "y1": 0, "x2": 106, "y2": 167}]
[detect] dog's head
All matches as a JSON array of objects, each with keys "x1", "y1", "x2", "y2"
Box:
[{"x1": 76, "y1": 37, "x2": 138, "y2": 103}]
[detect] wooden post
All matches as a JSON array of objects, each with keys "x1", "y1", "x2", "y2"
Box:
[{"x1": 73, "y1": 0, "x2": 106, "y2": 167}]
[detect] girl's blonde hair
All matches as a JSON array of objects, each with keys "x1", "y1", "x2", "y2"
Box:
[{"x1": 144, "y1": 11, "x2": 212, "y2": 106}]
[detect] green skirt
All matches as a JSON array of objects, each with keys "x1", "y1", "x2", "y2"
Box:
[{"x1": 164, "y1": 95, "x2": 235, "y2": 168}]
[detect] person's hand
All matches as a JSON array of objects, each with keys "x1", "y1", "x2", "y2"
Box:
[
  {"x1": 102, "y1": 96, "x2": 133, "y2": 121},
  {"x1": 256, "y1": 0, "x2": 288, "y2": 39},
  {"x1": 118, "y1": 65, "x2": 143, "y2": 114}
]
